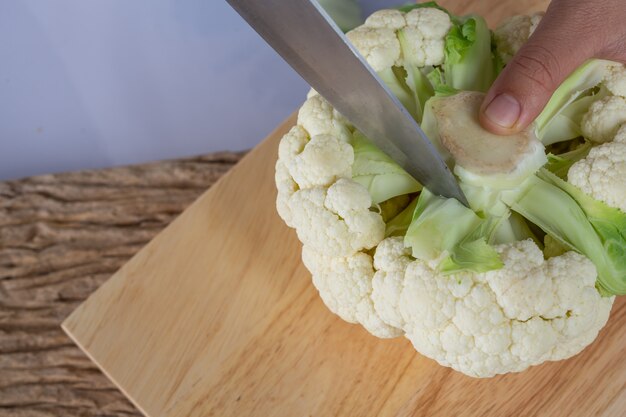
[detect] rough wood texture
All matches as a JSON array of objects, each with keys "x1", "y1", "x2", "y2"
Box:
[{"x1": 0, "y1": 152, "x2": 244, "y2": 416}]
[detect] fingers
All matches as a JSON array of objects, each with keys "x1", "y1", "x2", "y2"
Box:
[{"x1": 480, "y1": 0, "x2": 595, "y2": 134}]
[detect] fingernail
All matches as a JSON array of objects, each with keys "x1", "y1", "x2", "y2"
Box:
[{"x1": 484, "y1": 94, "x2": 521, "y2": 128}]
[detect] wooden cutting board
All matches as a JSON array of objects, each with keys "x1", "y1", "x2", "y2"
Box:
[{"x1": 62, "y1": 1, "x2": 626, "y2": 416}]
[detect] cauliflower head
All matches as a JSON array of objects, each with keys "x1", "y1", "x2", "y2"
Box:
[
  {"x1": 494, "y1": 12, "x2": 544, "y2": 64},
  {"x1": 581, "y1": 95, "x2": 626, "y2": 143},
  {"x1": 346, "y1": 8, "x2": 451, "y2": 71},
  {"x1": 372, "y1": 238, "x2": 612, "y2": 377},
  {"x1": 568, "y1": 125, "x2": 626, "y2": 212},
  {"x1": 274, "y1": 7, "x2": 620, "y2": 378}
]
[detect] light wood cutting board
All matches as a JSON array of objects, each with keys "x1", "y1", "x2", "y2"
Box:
[{"x1": 63, "y1": 1, "x2": 626, "y2": 416}]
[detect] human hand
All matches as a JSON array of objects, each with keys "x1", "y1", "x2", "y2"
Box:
[{"x1": 479, "y1": 0, "x2": 626, "y2": 134}]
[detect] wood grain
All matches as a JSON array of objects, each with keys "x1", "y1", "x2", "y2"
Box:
[
  {"x1": 0, "y1": 153, "x2": 243, "y2": 416},
  {"x1": 62, "y1": 113, "x2": 626, "y2": 417}
]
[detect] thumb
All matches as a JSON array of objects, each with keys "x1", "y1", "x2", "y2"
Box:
[{"x1": 479, "y1": 2, "x2": 594, "y2": 135}]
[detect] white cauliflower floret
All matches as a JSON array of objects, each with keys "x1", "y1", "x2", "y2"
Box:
[
  {"x1": 280, "y1": 133, "x2": 353, "y2": 189},
  {"x1": 346, "y1": 26, "x2": 402, "y2": 72},
  {"x1": 371, "y1": 239, "x2": 613, "y2": 377},
  {"x1": 278, "y1": 125, "x2": 309, "y2": 162},
  {"x1": 289, "y1": 179, "x2": 385, "y2": 257},
  {"x1": 306, "y1": 88, "x2": 319, "y2": 99},
  {"x1": 275, "y1": 9, "x2": 618, "y2": 379},
  {"x1": 494, "y1": 13, "x2": 544, "y2": 64},
  {"x1": 302, "y1": 245, "x2": 401, "y2": 338},
  {"x1": 363, "y1": 9, "x2": 406, "y2": 30},
  {"x1": 529, "y1": 12, "x2": 542, "y2": 33},
  {"x1": 347, "y1": 7, "x2": 451, "y2": 70},
  {"x1": 581, "y1": 95, "x2": 626, "y2": 143},
  {"x1": 614, "y1": 124, "x2": 626, "y2": 143},
  {"x1": 401, "y1": 8, "x2": 451, "y2": 67},
  {"x1": 275, "y1": 160, "x2": 298, "y2": 227},
  {"x1": 297, "y1": 94, "x2": 352, "y2": 141},
  {"x1": 568, "y1": 140, "x2": 626, "y2": 212},
  {"x1": 405, "y1": 8, "x2": 452, "y2": 39},
  {"x1": 603, "y1": 63, "x2": 626, "y2": 97},
  {"x1": 371, "y1": 237, "x2": 413, "y2": 329}
]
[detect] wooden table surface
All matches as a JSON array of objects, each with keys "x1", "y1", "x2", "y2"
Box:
[{"x1": 0, "y1": 152, "x2": 243, "y2": 416}]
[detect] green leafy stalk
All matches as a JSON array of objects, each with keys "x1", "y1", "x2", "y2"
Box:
[
  {"x1": 535, "y1": 60, "x2": 612, "y2": 145},
  {"x1": 426, "y1": 67, "x2": 445, "y2": 91},
  {"x1": 443, "y1": 16, "x2": 496, "y2": 92},
  {"x1": 405, "y1": 189, "x2": 483, "y2": 260},
  {"x1": 545, "y1": 141, "x2": 592, "y2": 179},
  {"x1": 439, "y1": 217, "x2": 503, "y2": 274},
  {"x1": 385, "y1": 196, "x2": 419, "y2": 237},
  {"x1": 540, "y1": 89, "x2": 609, "y2": 145},
  {"x1": 351, "y1": 132, "x2": 421, "y2": 204},
  {"x1": 493, "y1": 212, "x2": 539, "y2": 245},
  {"x1": 397, "y1": 30, "x2": 435, "y2": 122},
  {"x1": 504, "y1": 169, "x2": 626, "y2": 296},
  {"x1": 539, "y1": 170, "x2": 626, "y2": 295},
  {"x1": 377, "y1": 67, "x2": 419, "y2": 119},
  {"x1": 404, "y1": 190, "x2": 502, "y2": 273}
]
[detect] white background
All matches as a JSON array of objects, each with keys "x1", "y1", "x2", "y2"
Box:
[{"x1": 0, "y1": 0, "x2": 394, "y2": 180}]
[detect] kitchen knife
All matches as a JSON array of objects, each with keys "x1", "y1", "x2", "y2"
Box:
[{"x1": 226, "y1": 0, "x2": 467, "y2": 204}]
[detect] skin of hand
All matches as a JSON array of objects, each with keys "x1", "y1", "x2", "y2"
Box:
[{"x1": 479, "y1": 0, "x2": 626, "y2": 135}]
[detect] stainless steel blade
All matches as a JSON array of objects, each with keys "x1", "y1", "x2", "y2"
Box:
[{"x1": 226, "y1": 0, "x2": 467, "y2": 204}]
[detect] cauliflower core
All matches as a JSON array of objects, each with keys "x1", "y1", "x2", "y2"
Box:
[{"x1": 274, "y1": 8, "x2": 618, "y2": 378}]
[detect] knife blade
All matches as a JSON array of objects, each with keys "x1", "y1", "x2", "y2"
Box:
[{"x1": 226, "y1": 0, "x2": 467, "y2": 205}]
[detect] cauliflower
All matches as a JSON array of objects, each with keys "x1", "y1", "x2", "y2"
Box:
[
  {"x1": 581, "y1": 96, "x2": 626, "y2": 143},
  {"x1": 302, "y1": 245, "x2": 401, "y2": 338},
  {"x1": 274, "y1": 6, "x2": 623, "y2": 378},
  {"x1": 347, "y1": 8, "x2": 451, "y2": 70},
  {"x1": 346, "y1": 7, "x2": 459, "y2": 121},
  {"x1": 401, "y1": 8, "x2": 452, "y2": 67},
  {"x1": 372, "y1": 238, "x2": 613, "y2": 377},
  {"x1": 289, "y1": 179, "x2": 384, "y2": 257},
  {"x1": 346, "y1": 23, "x2": 402, "y2": 72},
  {"x1": 275, "y1": 160, "x2": 298, "y2": 227},
  {"x1": 296, "y1": 94, "x2": 352, "y2": 141},
  {"x1": 603, "y1": 63, "x2": 626, "y2": 97},
  {"x1": 569, "y1": 126, "x2": 626, "y2": 211},
  {"x1": 280, "y1": 132, "x2": 353, "y2": 189},
  {"x1": 494, "y1": 13, "x2": 544, "y2": 64}
]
